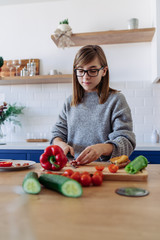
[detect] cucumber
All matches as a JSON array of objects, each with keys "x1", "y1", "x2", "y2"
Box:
[
  {"x1": 39, "y1": 174, "x2": 83, "y2": 198},
  {"x1": 22, "y1": 172, "x2": 41, "y2": 194}
]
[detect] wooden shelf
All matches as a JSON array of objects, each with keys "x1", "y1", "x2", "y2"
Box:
[
  {"x1": 0, "y1": 74, "x2": 72, "y2": 85},
  {"x1": 51, "y1": 28, "x2": 156, "y2": 47}
]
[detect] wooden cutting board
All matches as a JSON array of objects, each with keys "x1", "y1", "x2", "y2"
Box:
[
  {"x1": 26, "y1": 139, "x2": 49, "y2": 142},
  {"x1": 40, "y1": 162, "x2": 148, "y2": 182}
]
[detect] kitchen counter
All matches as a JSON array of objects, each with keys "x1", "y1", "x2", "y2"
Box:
[
  {"x1": 0, "y1": 142, "x2": 160, "y2": 164},
  {"x1": 0, "y1": 141, "x2": 49, "y2": 150},
  {"x1": 0, "y1": 164, "x2": 159, "y2": 240},
  {"x1": 135, "y1": 143, "x2": 160, "y2": 150},
  {"x1": 0, "y1": 142, "x2": 160, "y2": 150}
]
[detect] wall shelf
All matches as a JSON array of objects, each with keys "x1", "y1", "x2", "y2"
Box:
[
  {"x1": 0, "y1": 74, "x2": 72, "y2": 85},
  {"x1": 51, "y1": 28, "x2": 156, "y2": 47}
]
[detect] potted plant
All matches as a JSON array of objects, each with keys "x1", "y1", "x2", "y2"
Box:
[
  {"x1": 0, "y1": 102, "x2": 25, "y2": 140},
  {"x1": 0, "y1": 57, "x2": 3, "y2": 68},
  {"x1": 58, "y1": 18, "x2": 72, "y2": 31},
  {"x1": 0, "y1": 57, "x2": 4, "y2": 76}
]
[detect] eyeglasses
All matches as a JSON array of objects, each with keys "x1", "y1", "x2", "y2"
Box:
[{"x1": 74, "y1": 66, "x2": 104, "y2": 77}]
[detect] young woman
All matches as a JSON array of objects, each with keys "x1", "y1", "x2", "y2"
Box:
[{"x1": 51, "y1": 45, "x2": 136, "y2": 165}]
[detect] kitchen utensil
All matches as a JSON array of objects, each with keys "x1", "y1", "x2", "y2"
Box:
[
  {"x1": 6, "y1": 60, "x2": 14, "y2": 76},
  {"x1": 115, "y1": 187, "x2": 149, "y2": 197},
  {"x1": 12, "y1": 59, "x2": 21, "y2": 76},
  {"x1": 0, "y1": 160, "x2": 36, "y2": 171}
]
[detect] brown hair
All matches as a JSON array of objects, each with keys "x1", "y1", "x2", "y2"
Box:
[{"x1": 71, "y1": 45, "x2": 117, "y2": 106}]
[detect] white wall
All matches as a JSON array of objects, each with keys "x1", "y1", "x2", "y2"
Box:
[
  {"x1": 0, "y1": 0, "x2": 154, "y2": 77},
  {"x1": 0, "y1": 0, "x2": 159, "y2": 144},
  {"x1": 156, "y1": 0, "x2": 160, "y2": 79}
]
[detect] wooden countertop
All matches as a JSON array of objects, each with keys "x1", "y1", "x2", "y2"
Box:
[{"x1": 0, "y1": 164, "x2": 160, "y2": 240}]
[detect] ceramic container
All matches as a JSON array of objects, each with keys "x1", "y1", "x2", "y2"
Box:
[{"x1": 128, "y1": 18, "x2": 139, "y2": 29}]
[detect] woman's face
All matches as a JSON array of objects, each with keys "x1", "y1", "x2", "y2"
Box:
[{"x1": 76, "y1": 57, "x2": 107, "y2": 92}]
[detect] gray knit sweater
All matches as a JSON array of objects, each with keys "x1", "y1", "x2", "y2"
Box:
[{"x1": 51, "y1": 91, "x2": 136, "y2": 161}]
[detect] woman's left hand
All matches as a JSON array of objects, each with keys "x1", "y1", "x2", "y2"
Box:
[{"x1": 75, "y1": 143, "x2": 113, "y2": 165}]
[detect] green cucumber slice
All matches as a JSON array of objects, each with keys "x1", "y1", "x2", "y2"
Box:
[
  {"x1": 39, "y1": 174, "x2": 82, "y2": 198},
  {"x1": 22, "y1": 172, "x2": 41, "y2": 194}
]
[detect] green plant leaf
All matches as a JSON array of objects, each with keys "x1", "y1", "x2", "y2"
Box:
[
  {"x1": 0, "y1": 57, "x2": 4, "y2": 68},
  {"x1": 59, "y1": 18, "x2": 69, "y2": 24},
  {"x1": 0, "y1": 102, "x2": 25, "y2": 125}
]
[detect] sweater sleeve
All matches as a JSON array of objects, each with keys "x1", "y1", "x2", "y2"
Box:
[
  {"x1": 105, "y1": 93, "x2": 136, "y2": 158},
  {"x1": 50, "y1": 100, "x2": 68, "y2": 144}
]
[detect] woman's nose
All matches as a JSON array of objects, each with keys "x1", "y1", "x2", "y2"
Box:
[{"x1": 83, "y1": 71, "x2": 90, "y2": 78}]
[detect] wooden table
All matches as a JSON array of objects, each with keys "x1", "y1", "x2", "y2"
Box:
[{"x1": 0, "y1": 164, "x2": 160, "y2": 240}]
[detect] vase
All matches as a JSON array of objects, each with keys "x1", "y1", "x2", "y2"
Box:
[
  {"x1": 0, "y1": 124, "x2": 6, "y2": 144},
  {"x1": 128, "y1": 18, "x2": 139, "y2": 29},
  {"x1": 58, "y1": 24, "x2": 72, "y2": 31},
  {"x1": 151, "y1": 129, "x2": 159, "y2": 143}
]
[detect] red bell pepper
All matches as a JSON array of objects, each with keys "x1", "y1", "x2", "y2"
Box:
[
  {"x1": 40, "y1": 145, "x2": 68, "y2": 171},
  {"x1": 0, "y1": 161, "x2": 13, "y2": 167}
]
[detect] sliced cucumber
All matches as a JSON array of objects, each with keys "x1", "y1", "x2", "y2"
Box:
[
  {"x1": 22, "y1": 172, "x2": 41, "y2": 194},
  {"x1": 39, "y1": 174, "x2": 82, "y2": 198}
]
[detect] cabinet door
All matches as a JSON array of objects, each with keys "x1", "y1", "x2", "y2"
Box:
[
  {"x1": 0, "y1": 153, "x2": 27, "y2": 160},
  {"x1": 0, "y1": 150, "x2": 44, "y2": 162},
  {"x1": 27, "y1": 150, "x2": 44, "y2": 163},
  {"x1": 130, "y1": 151, "x2": 160, "y2": 164}
]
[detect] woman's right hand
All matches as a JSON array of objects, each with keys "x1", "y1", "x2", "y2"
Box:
[
  {"x1": 53, "y1": 137, "x2": 74, "y2": 157},
  {"x1": 63, "y1": 145, "x2": 74, "y2": 157}
]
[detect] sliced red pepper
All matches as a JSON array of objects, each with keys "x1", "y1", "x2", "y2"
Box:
[
  {"x1": 108, "y1": 164, "x2": 119, "y2": 173},
  {"x1": 40, "y1": 145, "x2": 68, "y2": 171},
  {"x1": 0, "y1": 161, "x2": 13, "y2": 167}
]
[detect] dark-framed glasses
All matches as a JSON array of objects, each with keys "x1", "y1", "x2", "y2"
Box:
[{"x1": 74, "y1": 66, "x2": 104, "y2": 77}]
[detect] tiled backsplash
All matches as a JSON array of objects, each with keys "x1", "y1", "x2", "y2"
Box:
[
  {"x1": 0, "y1": 81, "x2": 160, "y2": 144},
  {"x1": 111, "y1": 81, "x2": 160, "y2": 144}
]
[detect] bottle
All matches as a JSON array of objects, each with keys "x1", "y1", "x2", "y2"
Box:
[
  {"x1": 151, "y1": 129, "x2": 159, "y2": 143},
  {"x1": 27, "y1": 60, "x2": 31, "y2": 76},
  {"x1": 30, "y1": 60, "x2": 36, "y2": 76},
  {"x1": 20, "y1": 67, "x2": 28, "y2": 76}
]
